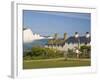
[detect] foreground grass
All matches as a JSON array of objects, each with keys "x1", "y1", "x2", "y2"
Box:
[{"x1": 23, "y1": 58, "x2": 91, "y2": 69}]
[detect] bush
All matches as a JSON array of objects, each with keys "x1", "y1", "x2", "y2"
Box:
[
  {"x1": 67, "y1": 45, "x2": 91, "y2": 58},
  {"x1": 23, "y1": 47, "x2": 64, "y2": 60},
  {"x1": 67, "y1": 49, "x2": 76, "y2": 58}
]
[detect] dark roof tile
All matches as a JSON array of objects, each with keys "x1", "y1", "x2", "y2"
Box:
[{"x1": 66, "y1": 36, "x2": 90, "y2": 44}]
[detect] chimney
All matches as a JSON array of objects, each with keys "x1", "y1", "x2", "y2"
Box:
[
  {"x1": 64, "y1": 33, "x2": 67, "y2": 40},
  {"x1": 74, "y1": 32, "x2": 79, "y2": 38},
  {"x1": 86, "y1": 32, "x2": 90, "y2": 38},
  {"x1": 54, "y1": 33, "x2": 58, "y2": 40}
]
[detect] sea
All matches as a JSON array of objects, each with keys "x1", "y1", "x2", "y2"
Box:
[{"x1": 23, "y1": 39, "x2": 49, "y2": 51}]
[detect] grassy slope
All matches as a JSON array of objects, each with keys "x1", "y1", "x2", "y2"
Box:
[{"x1": 23, "y1": 58, "x2": 91, "y2": 69}]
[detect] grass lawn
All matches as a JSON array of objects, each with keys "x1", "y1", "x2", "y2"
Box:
[{"x1": 23, "y1": 58, "x2": 91, "y2": 69}]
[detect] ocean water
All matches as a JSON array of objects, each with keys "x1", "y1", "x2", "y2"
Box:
[{"x1": 23, "y1": 39, "x2": 49, "y2": 51}]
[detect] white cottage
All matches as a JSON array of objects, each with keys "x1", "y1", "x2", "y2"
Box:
[{"x1": 45, "y1": 32, "x2": 90, "y2": 51}]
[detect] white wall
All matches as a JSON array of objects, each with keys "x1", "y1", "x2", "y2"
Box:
[{"x1": 0, "y1": 0, "x2": 100, "y2": 80}]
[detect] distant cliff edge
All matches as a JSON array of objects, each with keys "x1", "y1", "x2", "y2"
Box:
[{"x1": 23, "y1": 28, "x2": 53, "y2": 43}]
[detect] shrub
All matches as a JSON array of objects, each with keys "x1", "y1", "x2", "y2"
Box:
[
  {"x1": 67, "y1": 49, "x2": 76, "y2": 58},
  {"x1": 67, "y1": 45, "x2": 91, "y2": 58},
  {"x1": 24, "y1": 47, "x2": 64, "y2": 60}
]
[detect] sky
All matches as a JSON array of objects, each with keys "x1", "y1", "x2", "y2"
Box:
[{"x1": 23, "y1": 10, "x2": 91, "y2": 37}]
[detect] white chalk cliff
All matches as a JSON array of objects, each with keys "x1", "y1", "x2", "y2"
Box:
[
  {"x1": 23, "y1": 28, "x2": 53, "y2": 43},
  {"x1": 23, "y1": 28, "x2": 34, "y2": 43}
]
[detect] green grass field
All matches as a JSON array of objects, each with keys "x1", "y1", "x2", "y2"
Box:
[{"x1": 23, "y1": 58, "x2": 91, "y2": 69}]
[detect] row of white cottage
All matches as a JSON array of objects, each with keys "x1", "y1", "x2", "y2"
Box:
[{"x1": 45, "y1": 35, "x2": 90, "y2": 52}]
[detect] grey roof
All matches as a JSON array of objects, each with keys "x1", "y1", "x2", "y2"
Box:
[
  {"x1": 66, "y1": 36, "x2": 91, "y2": 44},
  {"x1": 46, "y1": 36, "x2": 90, "y2": 46}
]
